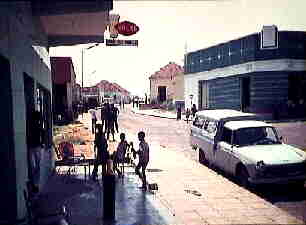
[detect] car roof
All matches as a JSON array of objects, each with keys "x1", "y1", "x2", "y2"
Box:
[
  {"x1": 224, "y1": 120, "x2": 271, "y2": 130},
  {"x1": 195, "y1": 109, "x2": 255, "y2": 121}
]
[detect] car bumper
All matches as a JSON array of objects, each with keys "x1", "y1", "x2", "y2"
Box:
[{"x1": 249, "y1": 175, "x2": 306, "y2": 185}]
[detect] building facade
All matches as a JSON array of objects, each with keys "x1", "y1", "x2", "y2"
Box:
[
  {"x1": 51, "y1": 57, "x2": 78, "y2": 121},
  {"x1": 149, "y1": 62, "x2": 184, "y2": 104},
  {"x1": 184, "y1": 29, "x2": 306, "y2": 119},
  {"x1": 0, "y1": 1, "x2": 112, "y2": 222}
]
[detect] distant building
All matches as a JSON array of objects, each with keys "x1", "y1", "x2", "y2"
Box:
[
  {"x1": 0, "y1": 1, "x2": 112, "y2": 221},
  {"x1": 149, "y1": 62, "x2": 184, "y2": 106},
  {"x1": 184, "y1": 27, "x2": 306, "y2": 119},
  {"x1": 51, "y1": 57, "x2": 78, "y2": 121}
]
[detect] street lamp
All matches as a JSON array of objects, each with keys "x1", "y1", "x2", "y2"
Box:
[{"x1": 81, "y1": 43, "x2": 99, "y2": 104}]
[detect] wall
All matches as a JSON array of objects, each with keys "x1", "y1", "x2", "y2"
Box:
[
  {"x1": 184, "y1": 59, "x2": 306, "y2": 111},
  {"x1": 0, "y1": 2, "x2": 53, "y2": 221},
  {"x1": 150, "y1": 78, "x2": 175, "y2": 102},
  {"x1": 208, "y1": 76, "x2": 241, "y2": 110},
  {"x1": 173, "y1": 71, "x2": 185, "y2": 101}
]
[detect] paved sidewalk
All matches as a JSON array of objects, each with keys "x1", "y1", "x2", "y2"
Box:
[
  {"x1": 121, "y1": 128, "x2": 305, "y2": 225},
  {"x1": 35, "y1": 114, "x2": 177, "y2": 225}
]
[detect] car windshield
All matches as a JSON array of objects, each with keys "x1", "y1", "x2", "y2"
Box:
[{"x1": 233, "y1": 127, "x2": 281, "y2": 147}]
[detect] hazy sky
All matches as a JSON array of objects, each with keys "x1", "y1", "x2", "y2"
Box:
[{"x1": 50, "y1": 0, "x2": 306, "y2": 96}]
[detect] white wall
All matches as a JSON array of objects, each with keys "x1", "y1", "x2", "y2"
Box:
[{"x1": 0, "y1": 2, "x2": 53, "y2": 220}]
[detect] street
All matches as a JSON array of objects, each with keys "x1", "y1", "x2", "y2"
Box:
[{"x1": 117, "y1": 105, "x2": 306, "y2": 224}]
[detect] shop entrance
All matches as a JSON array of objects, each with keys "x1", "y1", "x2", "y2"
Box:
[
  {"x1": 241, "y1": 77, "x2": 250, "y2": 112},
  {"x1": 158, "y1": 86, "x2": 167, "y2": 102}
]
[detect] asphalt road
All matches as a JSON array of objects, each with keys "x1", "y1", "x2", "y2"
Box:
[{"x1": 118, "y1": 106, "x2": 306, "y2": 223}]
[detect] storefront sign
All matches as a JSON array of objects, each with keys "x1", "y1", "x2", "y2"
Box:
[
  {"x1": 115, "y1": 21, "x2": 139, "y2": 36},
  {"x1": 106, "y1": 39, "x2": 138, "y2": 47}
]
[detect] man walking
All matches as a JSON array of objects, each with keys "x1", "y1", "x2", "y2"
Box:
[{"x1": 112, "y1": 104, "x2": 120, "y2": 133}]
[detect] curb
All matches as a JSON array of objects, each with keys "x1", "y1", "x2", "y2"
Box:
[{"x1": 131, "y1": 109, "x2": 187, "y2": 120}]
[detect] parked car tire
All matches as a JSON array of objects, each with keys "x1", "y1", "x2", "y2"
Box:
[{"x1": 237, "y1": 166, "x2": 251, "y2": 189}]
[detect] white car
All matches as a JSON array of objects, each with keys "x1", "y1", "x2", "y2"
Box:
[{"x1": 190, "y1": 110, "x2": 306, "y2": 188}]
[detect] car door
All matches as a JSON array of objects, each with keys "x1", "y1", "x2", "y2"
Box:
[
  {"x1": 215, "y1": 128, "x2": 234, "y2": 172},
  {"x1": 190, "y1": 116, "x2": 205, "y2": 147},
  {"x1": 201, "y1": 119, "x2": 217, "y2": 162}
]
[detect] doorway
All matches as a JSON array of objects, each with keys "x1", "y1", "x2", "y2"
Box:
[
  {"x1": 0, "y1": 55, "x2": 16, "y2": 220},
  {"x1": 158, "y1": 86, "x2": 167, "y2": 103},
  {"x1": 241, "y1": 77, "x2": 250, "y2": 112},
  {"x1": 24, "y1": 73, "x2": 35, "y2": 181},
  {"x1": 200, "y1": 81, "x2": 209, "y2": 110}
]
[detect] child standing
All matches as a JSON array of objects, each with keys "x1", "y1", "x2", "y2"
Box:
[{"x1": 134, "y1": 131, "x2": 150, "y2": 190}]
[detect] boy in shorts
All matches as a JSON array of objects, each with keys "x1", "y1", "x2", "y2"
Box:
[{"x1": 134, "y1": 131, "x2": 150, "y2": 190}]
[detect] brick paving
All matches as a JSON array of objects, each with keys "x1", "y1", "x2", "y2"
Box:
[
  {"x1": 127, "y1": 106, "x2": 306, "y2": 224},
  {"x1": 45, "y1": 108, "x2": 306, "y2": 225}
]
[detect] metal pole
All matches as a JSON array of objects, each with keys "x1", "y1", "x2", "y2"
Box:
[{"x1": 81, "y1": 49, "x2": 84, "y2": 118}]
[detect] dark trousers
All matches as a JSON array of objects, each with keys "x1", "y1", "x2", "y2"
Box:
[
  {"x1": 107, "y1": 120, "x2": 115, "y2": 140},
  {"x1": 114, "y1": 119, "x2": 119, "y2": 133},
  {"x1": 92, "y1": 159, "x2": 107, "y2": 179},
  {"x1": 135, "y1": 161, "x2": 148, "y2": 187},
  {"x1": 92, "y1": 119, "x2": 97, "y2": 134}
]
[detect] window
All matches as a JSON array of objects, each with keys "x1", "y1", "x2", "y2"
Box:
[
  {"x1": 193, "y1": 116, "x2": 204, "y2": 128},
  {"x1": 220, "y1": 127, "x2": 232, "y2": 144}
]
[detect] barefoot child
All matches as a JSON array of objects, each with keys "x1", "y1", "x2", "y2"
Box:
[{"x1": 134, "y1": 131, "x2": 150, "y2": 190}]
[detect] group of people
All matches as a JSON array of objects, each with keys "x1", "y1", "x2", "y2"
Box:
[
  {"x1": 91, "y1": 103, "x2": 120, "y2": 141},
  {"x1": 91, "y1": 126, "x2": 150, "y2": 190},
  {"x1": 177, "y1": 104, "x2": 198, "y2": 123}
]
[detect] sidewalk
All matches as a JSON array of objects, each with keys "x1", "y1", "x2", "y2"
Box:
[
  {"x1": 35, "y1": 113, "x2": 177, "y2": 225},
  {"x1": 120, "y1": 127, "x2": 305, "y2": 225}
]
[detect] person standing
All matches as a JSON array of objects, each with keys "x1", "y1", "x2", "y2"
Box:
[
  {"x1": 133, "y1": 131, "x2": 150, "y2": 190},
  {"x1": 177, "y1": 106, "x2": 182, "y2": 120},
  {"x1": 90, "y1": 109, "x2": 97, "y2": 134},
  {"x1": 186, "y1": 108, "x2": 191, "y2": 124},
  {"x1": 112, "y1": 104, "x2": 120, "y2": 133},
  {"x1": 106, "y1": 104, "x2": 115, "y2": 141},
  {"x1": 191, "y1": 104, "x2": 197, "y2": 118},
  {"x1": 101, "y1": 103, "x2": 107, "y2": 132},
  {"x1": 92, "y1": 127, "x2": 109, "y2": 181},
  {"x1": 27, "y1": 110, "x2": 44, "y2": 188}
]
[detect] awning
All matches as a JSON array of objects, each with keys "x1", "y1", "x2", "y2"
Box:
[{"x1": 31, "y1": 1, "x2": 113, "y2": 46}]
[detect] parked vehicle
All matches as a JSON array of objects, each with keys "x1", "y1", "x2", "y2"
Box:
[{"x1": 190, "y1": 109, "x2": 306, "y2": 188}]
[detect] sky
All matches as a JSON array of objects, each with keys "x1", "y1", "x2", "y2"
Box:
[{"x1": 50, "y1": 0, "x2": 306, "y2": 97}]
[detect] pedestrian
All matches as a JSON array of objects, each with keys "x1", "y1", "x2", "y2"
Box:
[
  {"x1": 191, "y1": 104, "x2": 197, "y2": 118},
  {"x1": 89, "y1": 109, "x2": 97, "y2": 134},
  {"x1": 133, "y1": 131, "x2": 150, "y2": 190},
  {"x1": 106, "y1": 104, "x2": 115, "y2": 141},
  {"x1": 27, "y1": 110, "x2": 44, "y2": 189},
  {"x1": 112, "y1": 104, "x2": 120, "y2": 133},
  {"x1": 177, "y1": 106, "x2": 182, "y2": 120},
  {"x1": 91, "y1": 126, "x2": 109, "y2": 181},
  {"x1": 101, "y1": 103, "x2": 107, "y2": 132},
  {"x1": 186, "y1": 108, "x2": 191, "y2": 124},
  {"x1": 113, "y1": 133, "x2": 130, "y2": 177},
  {"x1": 132, "y1": 97, "x2": 135, "y2": 108}
]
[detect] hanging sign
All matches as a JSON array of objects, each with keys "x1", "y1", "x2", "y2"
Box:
[{"x1": 115, "y1": 21, "x2": 139, "y2": 36}]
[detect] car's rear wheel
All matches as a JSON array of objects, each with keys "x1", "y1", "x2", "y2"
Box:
[{"x1": 237, "y1": 166, "x2": 251, "y2": 189}]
